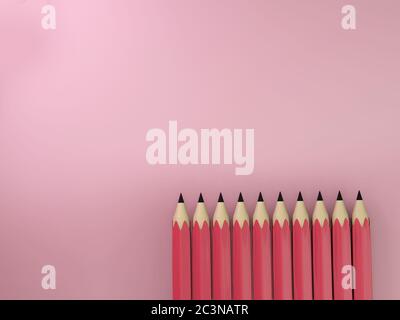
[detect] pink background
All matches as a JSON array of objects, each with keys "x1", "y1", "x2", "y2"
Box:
[{"x1": 0, "y1": 0, "x2": 399, "y2": 299}]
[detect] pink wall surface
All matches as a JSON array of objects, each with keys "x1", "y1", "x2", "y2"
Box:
[{"x1": 0, "y1": 0, "x2": 399, "y2": 299}]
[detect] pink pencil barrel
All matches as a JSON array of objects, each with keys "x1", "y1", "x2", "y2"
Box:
[
  {"x1": 352, "y1": 191, "x2": 372, "y2": 300},
  {"x1": 232, "y1": 193, "x2": 252, "y2": 300},
  {"x1": 272, "y1": 193, "x2": 292, "y2": 300},
  {"x1": 292, "y1": 192, "x2": 312, "y2": 300},
  {"x1": 212, "y1": 193, "x2": 231, "y2": 299},
  {"x1": 172, "y1": 194, "x2": 191, "y2": 299},
  {"x1": 192, "y1": 194, "x2": 211, "y2": 299},
  {"x1": 252, "y1": 193, "x2": 272, "y2": 300},
  {"x1": 312, "y1": 192, "x2": 333, "y2": 300},
  {"x1": 332, "y1": 192, "x2": 353, "y2": 300}
]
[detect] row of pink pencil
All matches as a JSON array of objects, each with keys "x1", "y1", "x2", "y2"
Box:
[{"x1": 172, "y1": 191, "x2": 372, "y2": 300}]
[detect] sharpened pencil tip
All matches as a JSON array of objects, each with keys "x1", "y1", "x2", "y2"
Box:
[
  {"x1": 317, "y1": 191, "x2": 323, "y2": 201},
  {"x1": 258, "y1": 192, "x2": 264, "y2": 202},
  {"x1": 337, "y1": 191, "x2": 343, "y2": 201},
  {"x1": 357, "y1": 191, "x2": 363, "y2": 200},
  {"x1": 277, "y1": 192, "x2": 283, "y2": 202},
  {"x1": 198, "y1": 193, "x2": 204, "y2": 203},
  {"x1": 218, "y1": 193, "x2": 224, "y2": 202},
  {"x1": 178, "y1": 193, "x2": 184, "y2": 203},
  {"x1": 297, "y1": 192, "x2": 303, "y2": 201},
  {"x1": 238, "y1": 192, "x2": 244, "y2": 202}
]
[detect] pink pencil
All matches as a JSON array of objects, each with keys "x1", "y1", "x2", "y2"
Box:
[
  {"x1": 232, "y1": 193, "x2": 252, "y2": 300},
  {"x1": 192, "y1": 193, "x2": 211, "y2": 299},
  {"x1": 312, "y1": 192, "x2": 332, "y2": 300},
  {"x1": 252, "y1": 192, "x2": 272, "y2": 300},
  {"x1": 172, "y1": 194, "x2": 191, "y2": 299},
  {"x1": 292, "y1": 192, "x2": 312, "y2": 300},
  {"x1": 332, "y1": 191, "x2": 353, "y2": 300},
  {"x1": 352, "y1": 191, "x2": 372, "y2": 300},
  {"x1": 212, "y1": 193, "x2": 231, "y2": 300},
  {"x1": 272, "y1": 192, "x2": 292, "y2": 300}
]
